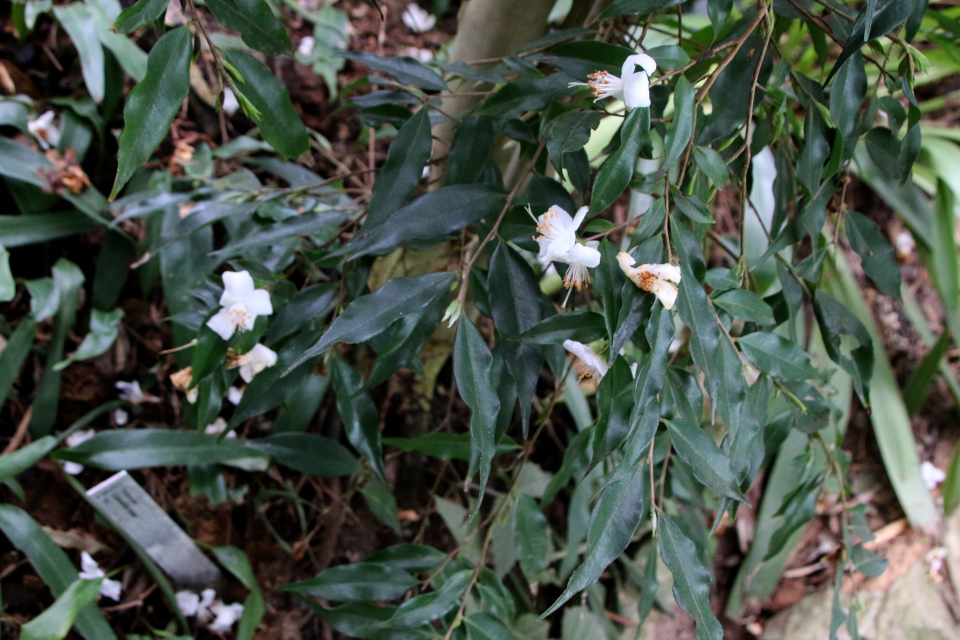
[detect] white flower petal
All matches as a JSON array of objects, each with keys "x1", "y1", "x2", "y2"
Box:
[
  {"x1": 222, "y1": 88, "x2": 240, "y2": 117},
  {"x1": 623, "y1": 72, "x2": 651, "y2": 109},
  {"x1": 650, "y1": 279, "x2": 678, "y2": 309},
  {"x1": 297, "y1": 36, "x2": 315, "y2": 56},
  {"x1": 921, "y1": 461, "x2": 946, "y2": 490},
  {"x1": 115, "y1": 380, "x2": 145, "y2": 403},
  {"x1": 220, "y1": 271, "x2": 256, "y2": 307},
  {"x1": 206, "y1": 308, "x2": 237, "y2": 340},
  {"x1": 625, "y1": 53, "x2": 657, "y2": 76},
  {"x1": 63, "y1": 461, "x2": 85, "y2": 475},
  {"x1": 402, "y1": 3, "x2": 436, "y2": 33},
  {"x1": 79, "y1": 552, "x2": 104, "y2": 579},
  {"x1": 567, "y1": 243, "x2": 601, "y2": 269},
  {"x1": 208, "y1": 601, "x2": 245, "y2": 633},
  {"x1": 227, "y1": 386, "x2": 244, "y2": 405},
  {"x1": 113, "y1": 409, "x2": 129, "y2": 426},
  {"x1": 176, "y1": 590, "x2": 201, "y2": 616},
  {"x1": 245, "y1": 289, "x2": 273, "y2": 317},
  {"x1": 100, "y1": 577, "x2": 122, "y2": 601},
  {"x1": 238, "y1": 343, "x2": 278, "y2": 383},
  {"x1": 563, "y1": 340, "x2": 608, "y2": 380},
  {"x1": 204, "y1": 417, "x2": 229, "y2": 436}
]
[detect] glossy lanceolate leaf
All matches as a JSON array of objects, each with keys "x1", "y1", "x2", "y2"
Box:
[
  {"x1": 658, "y1": 514, "x2": 723, "y2": 640},
  {"x1": 205, "y1": 0, "x2": 292, "y2": 56}
]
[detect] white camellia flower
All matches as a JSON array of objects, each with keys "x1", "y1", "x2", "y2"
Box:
[
  {"x1": 402, "y1": 3, "x2": 436, "y2": 33},
  {"x1": 206, "y1": 271, "x2": 273, "y2": 341},
  {"x1": 78, "y1": 552, "x2": 122, "y2": 601},
  {"x1": 563, "y1": 340, "x2": 608, "y2": 381},
  {"x1": 572, "y1": 53, "x2": 657, "y2": 109},
  {"x1": 28, "y1": 110, "x2": 60, "y2": 150},
  {"x1": 618, "y1": 252, "x2": 682, "y2": 310},
  {"x1": 232, "y1": 343, "x2": 278, "y2": 383},
  {"x1": 921, "y1": 461, "x2": 946, "y2": 490},
  {"x1": 208, "y1": 601, "x2": 246, "y2": 633},
  {"x1": 297, "y1": 35, "x2": 316, "y2": 57},
  {"x1": 63, "y1": 429, "x2": 96, "y2": 475},
  {"x1": 227, "y1": 386, "x2": 244, "y2": 406},
  {"x1": 535, "y1": 205, "x2": 602, "y2": 294},
  {"x1": 204, "y1": 417, "x2": 236, "y2": 439}
]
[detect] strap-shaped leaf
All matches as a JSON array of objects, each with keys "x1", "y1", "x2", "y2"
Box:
[
  {"x1": 205, "y1": 0, "x2": 291, "y2": 55},
  {"x1": 280, "y1": 562, "x2": 418, "y2": 602},
  {"x1": 224, "y1": 50, "x2": 309, "y2": 159},
  {"x1": 210, "y1": 546, "x2": 265, "y2": 640},
  {"x1": 589, "y1": 107, "x2": 649, "y2": 217},
  {"x1": 111, "y1": 26, "x2": 191, "y2": 199},
  {"x1": 541, "y1": 461, "x2": 647, "y2": 617},
  {"x1": 113, "y1": 0, "x2": 168, "y2": 33},
  {"x1": 291, "y1": 271, "x2": 454, "y2": 368},
  {"x1": 0, "y1": 505, "x2": 117, "y2": 640},
  {"x1": 330, "y1": 354, "x2": 385, "y2": 481},
  {"x1": 366, "y1": 108, "x2": 432, "y2": 227},
  {"x1": 658, "y1": 514, "x2": 723, "y2": 640},
  {"x1": 661, "y1": 75, "x2": 694, "y2": 171},
  {"x1": 454, "y1": 317, "x2": 501, "y2": 507},
  {"x1": 342, "y1": 51, "x2": 446, "y2": 91}
]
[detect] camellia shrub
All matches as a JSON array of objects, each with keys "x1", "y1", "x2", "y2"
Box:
[{"x1": 1, "y1": 0, "x2": 955, "y2": 638}]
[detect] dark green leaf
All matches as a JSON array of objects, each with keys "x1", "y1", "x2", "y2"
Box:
[
  {"x1": 738, "y1": 333, "x2": 818, "y2": 381},
  {"x1": 246, "y1": 433, "x2": 358, "y2": 477},
  {"x1": 477, "y1": 74, "x2": 574, "y2": 118},
  {"x1": 280, "y1": 562, "x2": 418, "y2": 602},
  {"x1": 464, "y1": 613, "x2": 513, "y2": 640},
  {"x1": 813, "y1": 292, "x2": 874, "y2": 403},
  {"x1": 57, "y1": 429, "x2": 253, "y2": 469},
  {"x1": 542, "y1": 461, "x2": 647, "y2": 617},
  {"x1": 111, "y1": 27, "x2": 191, "y2": 199},
  {"x1": 454, "y1": 317, "x2": 501, "y2": 507},
  {"x1": 210, "y1": 546, "x2": 265, "y2": 640},
  {"x1": 20, "y1": 577, "x2": 103, "y2": 640},
  {"x1": 342, "y1": 51, "x2": 446, "y2": 91},
  {"x1": 205, "y1": 0, "x2": 291, "y2": 55},
  {"x1": 515, "y1": 494, "x2": 549, "y2": 584},
  {"x1": 829, "y1": 52, "x2": 867, "y2": 137},
  {"x1": 547, "y1": 111, "x2": 602, "y2": 170},
  {"x1": 361, "y1": 479, "x2": 401, "y2": 534},
  {"x1": 646, "y1": 45, "x2": 690, "y2": 70},
  {"x1": 712, "y1": 289, "x2": 775, "y2": 325},
  {"x1": 665, "y1": 419, "x2": 746, "y2": 502},
  {"x1": 381, "y1": 433, "x2": 519, "y2": 461},
  {"x1": 662, "y1": 75, "x2": 694, "y2": 171},
  {"x1": 672, "y1": 243, "x2": 722, "y2": 401},
  {"x1": 845, "y1": 211, "x2": 901, "y2": 298},
  {"x1": 658, "y1": 514, "x2": 723, "y2": 640},
  {"x1": 0, "y1": 317, "x2": 37, "y2": 408},
  {"x1": 0, "y1": 505, "x2": 116, "y2": 640},
  {"x1": 600, "y1": 0, "x2": 682, "y2": 19},
  {"x1": 364, "y1": 545, "x2": 445, "y2": 572},
  {"x1": 849, "y1": 543, "x2": 887, "y2": 577},
  {"x1": 0, "y1": 213, "x2": 99, "y2": 248},
  {"x1": 0, "y1": 436, "x2": 58, "y2": 483},
  {"x1": 517, "y1": 311, "x2": 607, "y2": 345},
  {"x1": 697, "y1": 34, "x2": 771, "y2": 144},
  {"x1": 367, "y1": 109, "x2": 432, "y2": 227},
  {"x1": 387, "y1": 570, "x2": 470, "y2": 627},
  {"x1": 0, "y1": 244, "x2": 12, "y2": 302},
  {"x1": 827, "y1": 0, "x2": 913, "y2": 81},
  {"x1": 447, "y1": 116, "x2": 495, "y2": 186},
  {"x1": 54, "y1": 308, "x2": 124, "y2": 370},
  {"x1": 53, "y1": 4, "x2": 104, "y2": 103},
  {"x1": 903, "y1": 330, "x2": 950, "y2": 416},
  {"x1": 590, "y1": 108, "x2": 649, "y2": 217},
  {"x1": 113, "y1": 0, "x2": 168, "y2": 33},
  {"x1": 797, "y1": 108, "x2": 830, "y2": 195},
  {"x1": 292, "y1": 272, "x2": 454, "y2": 367},
  {"x1": 636, "y1": 543, "x2": 660, "y2": 627},
  {"x1": 345, "y1": 186, "x2": 505, "y2": 258},
  {"x1": 224, "y1": 50, "x2": 309, "y2": 158},
  {"x1": 692, "y1": 147, "x2": 729, "y2": 186},
  {"x1": 330, "y1": 354, "x2": 385, "y2": 480}
]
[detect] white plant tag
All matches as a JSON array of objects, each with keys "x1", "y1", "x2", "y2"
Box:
[{"x1": 87, "y1": 471, "x2": 222, "y2": 588}]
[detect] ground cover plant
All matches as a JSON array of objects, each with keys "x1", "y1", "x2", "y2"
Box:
[{"x1": 1, "y1": 0, "x2": 960, "y2": 638}]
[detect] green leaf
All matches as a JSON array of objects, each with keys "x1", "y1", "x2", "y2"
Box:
[
  {"x1": 447, "y1": 116, "x2": 495, "y2": 186},
  {"x1": 454, "y1": 317, "x2": 501, "y2": 508},
  {"x1": 829, "y1": 52, "x2": 867, "y2": 138},
  {"x1": 53, "y1": 4, "x2": 104, "y2": 103},
  {"x1": 464, "y1": 613, "x2": 514, "y2": 640},
  {"x1": 292, "y1": 272, "x2": 454, "y2": 367},
  {"x1": 0, "y1": 317, "x2": 36, "y2": 407},
  {"x1": 738, "y1": 333, "x2": 818, "y2": 381},
  {"x1": 281, "y1": 562, "x2": 418, "y2": 602},
  {"x1": 57, "y1": 429, "x2": 252, "y2": 469},
  {"x1": 943, "y1": 440, "x2": 960, "y2": 515},
  {"x1": 30, "y1": 259, "x2": 85, "y2": 437},
  {"x1": 20, "y1": 577, "x2": 104, "y2": 640},
  {"x1": 381, "y1": 433, "x2": 519, "y2": 461},
  {"x1": 54, "y1": 308, "x2": 124, "y2": 371},
  {"x1": 516, "y1": 311, "x2": 607, "y2": 345},
  {"x1": 692, "y1": 147, "x2": 729, "y2": 186},
  {"x1": 697, "y1": 34, "x2": 771, "y2": 144},
  {"x1": 387, "y1": 569, "x2": 470, "y2": 627},
  {"x1": 542, "y1": 461, "x2": 647, "y2": 617},
  {"x1": 113, "y1": 0, "x2": 168, "y2": 33},
  {"x1": 827, "y1": 0, "x2": 913, "y2": 81},
  {"x1": 664, "y1": 418, "x2": 745, "y2": 502},
  {"x1": 849, "y1": 543, "x2": 888, "y2": 578},
  {"x1": 205, "y1": 0, "x2": 291, "y2": 55},
  {"x1": 547, "y1": 110, "x2": 602, "y2": 170},
  {"x1": 845, "y1": 211, "x2": 901, "y2": 298},
  {"x1": 223, "y1": 50, "x2": 309, "y2": 158},
  {"x1": 708, "y1": 0, "x2": 732, "y2": 35},
  {"x1": 209, "y1": 546, "x2": 265, "y2": 640},
  {"x1": 0, "y1": 243, "x2": 12, "y2": 302},
  {"x1": 342, "y1": 51, "x2": 446, "y2": 91},
  {"x1": 672, "y1": 246, "x2": 722, "y2": 401},
  {"x1": 111, "y1": 26, "x2": 191, "y2": 199},
  {"x1": 366, "y1": 109, "x2": 432, "y2": 227},
  {"x1": 712, "y1": 289, "x2": 775, "y2": 325},
  {"x1": 658, "y1": 514, "x2": 723, "y2": 640},
  {"x1": 797, "y1": 108, "x2": 831, "y2": 196},
  {"x1": 601, "y1": 0, "x2": 682, "y2": 18},
  {"x1": 661, "y1": 75, "x2": 694, "y2": 171},
  {"x1": 813, "y1": 292, "x2": 874, "y2": 403},
  {"x1": 245, "y1": 433, "x2": 358, "y2": 477},
  {"x1": 0, "y1": 436, "x2": 58, "y2": 483},
  {"x1": 0, "y1": 505, "x2": 116, "y2": 640},
  {"x1": 345, "y1": 186, "x2": 506, "y2": 258},
  {"x1": 364, "y1": 545, "x2": 445, "y2": 572},
  {"x1": 361, "y1": 479, "x2": 401, "y2": 534},
  {"x1": 515, "y1": 494, "x2": 549, "y2": 585},
  {"x1": 330, "y1": 354, "x2": 385, "y2": 480},
  {"x1": 646, "y1": 45, "x2": 690, "y2": 70},
  {"x1": 589, "y1": 107, "x2": 649, "y2": 217},
  {"x1": 0, "y1": 213, "x2": 99, "y2": 247}
]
